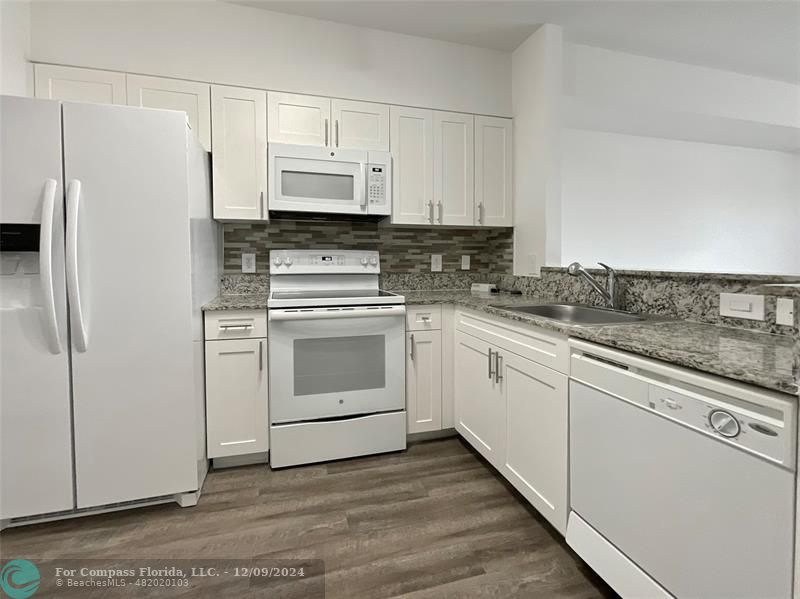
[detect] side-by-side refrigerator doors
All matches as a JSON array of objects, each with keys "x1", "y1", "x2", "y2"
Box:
[
  {"x1": 0, "y1": 96, "x2": 74, "y2": 519},
  {"x1": 61, "y1": 102, "x2": 198, "y2": 508}
]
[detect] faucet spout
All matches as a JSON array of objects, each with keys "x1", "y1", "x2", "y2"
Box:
[{"x1": 567, "y1": 262, "x2": 617, "y2": 309}]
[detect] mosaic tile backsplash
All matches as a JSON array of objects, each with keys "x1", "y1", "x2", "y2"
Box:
[{"x1": 223, "y1": 218, "x2": 513, "y2": 274}]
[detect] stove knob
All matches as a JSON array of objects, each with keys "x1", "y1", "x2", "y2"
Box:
[
  {"x1": 369, "y1": 256, "x2": 378, "y2": 266},
  {"x1": 285, "y1": 257, "x2": 293, "y2": 266},
  {"x1": 361, "y1": 257, "x2": 369, "y2": 266},
  {"x1": 709, "y1": 409, "x2": 741, "y2": 438},
  {"x1": 273, "y1": 256, "x2": 283, "y2": 266}
]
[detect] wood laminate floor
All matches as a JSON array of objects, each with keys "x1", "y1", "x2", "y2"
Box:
[{"x1": 1, "y1": 438, "x2": 617, "y2": 598}]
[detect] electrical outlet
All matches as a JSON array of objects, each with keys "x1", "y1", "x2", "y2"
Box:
[
  {"x1": 461, "y1": 255, "x2": 470, "y2": 270},
  {"x1": 776, "y1": 298, "x2": 795, "y2": 326},
  {"x1": 431, "y1": 254, "x2": 443, "y2": 272},
  {"x1": 241, "y1": 253, "x2": 256, "y2": 273},
  {"x1": 719, "y1": 293, "x2": 764, "y2": 321},
  {"x1": 528, "y1": 253, "x2": 539, "y2": 274}
]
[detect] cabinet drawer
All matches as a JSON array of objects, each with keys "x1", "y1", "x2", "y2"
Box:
[
  {"x1": 204, "y1": 310, "x2": 267, "y2": 340},
  {"x1": 406, "y1": 305, "x2": 442, "y2": 331},
  {"x1": 455, "y1": 309, "x2": 568, "y2": 374}
]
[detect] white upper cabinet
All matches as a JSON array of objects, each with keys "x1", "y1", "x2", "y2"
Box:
[
  {"x1": 35, "y1": 64, "x2": 126, "y2": 105},
  {"x1": 331, "y1": 99, "x2": 389, "y2": 151},
  {"x1": 390, "y1": 106, "x2": 435, "y2": 225},
  {"x1": 211, "y1": 85, "x2": 267, "y2": 221},
  {"x1": 268, "y1": 92, "x2": 330, "y2": 146},
  {"x1": 475, "y1": 116, "x2": 513, "y2": 226},
  {"x1": 126, "y1": 75, "x2": 211, "y2": 151},
  {"x1": 434, "y1": 111, "x2": 475, "y2": 226}
]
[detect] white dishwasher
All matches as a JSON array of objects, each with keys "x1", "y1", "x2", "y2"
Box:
[{"x1": 567, "y1": 339, "x2": 796, "y2": 599}]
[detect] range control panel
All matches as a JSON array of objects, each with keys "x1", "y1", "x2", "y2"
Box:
[{"x1": 270, "y1": 249, "x2": 380, "y2": 274}]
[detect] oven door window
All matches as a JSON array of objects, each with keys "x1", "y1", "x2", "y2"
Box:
[{"x1": 293, "y1": 335, "x2": 385, "y2": 396}]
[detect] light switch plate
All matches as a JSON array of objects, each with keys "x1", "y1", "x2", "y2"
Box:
[
  {"x1": 241, "y1": 253, "x2": 256, "y2": 273},
  {"x1": 461, "y1": 255, "x2": 470, "y2": 270},
  {"x1": 776, "y1": 298, "x2": 795, "y2": 326},
  {"x1": 431, "y1": 254, "x2": 443, "y2": 272},
  {"x1": 719, "y1": 293, "x2": 764, "y2": 321}
]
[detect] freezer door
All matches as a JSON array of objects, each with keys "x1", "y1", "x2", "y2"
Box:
[
  {"x1": 0, "y1": 96, "x2": 74, "y2": 518},
  {"x1": 62, "y1": 102, "x2": 198, "y2": 508}
]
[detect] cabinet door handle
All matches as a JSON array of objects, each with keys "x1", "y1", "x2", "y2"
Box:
[
  {"x1": 428, "y1": 201, "x2": 434, "y2": 224},
  {"x1": 409, "y1": 334, "x2": 415, "y2": 360},
  {"x1": 259, "y1": 190, "x2": 264, "y2": 219},
  {"x1": 324, "y1": 118, "x2": 329, "y2": 146},
  {"x1": 488, "y1": 348, "x2": 494, "y2": 379},
  {"x1": 437, "y1": 202, "x2": 443, "y2": 224},
  {"x1": 259, "y1": 340, "x2": 264, "y2": 371},
  {"x1": 335, "y1": 119, "x2": 339, "y2": 147},
  {"x1": 478, "y1": 202, "x2": 484, "y2": 224},
  {"x1": 495, "y1": 352, "x2": 503, "y2": 383}
]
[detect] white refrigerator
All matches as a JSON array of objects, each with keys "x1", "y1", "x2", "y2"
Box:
[{"x1": 0, "y1": 96, "x2": 219, "y2": 521}]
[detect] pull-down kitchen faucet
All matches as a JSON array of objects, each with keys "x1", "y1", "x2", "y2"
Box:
[{"x1": 567, "y1": 262, "x2": 618, "y2": 309}]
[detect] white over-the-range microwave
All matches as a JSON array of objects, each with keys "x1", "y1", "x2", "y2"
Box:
[{"x1": 268, "y1": 143, "x2": 391, "y2": 217}]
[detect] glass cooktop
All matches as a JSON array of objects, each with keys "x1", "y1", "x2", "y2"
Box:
[{"x1": 271, "y1": 289, "x2": 399, "y2": 300}]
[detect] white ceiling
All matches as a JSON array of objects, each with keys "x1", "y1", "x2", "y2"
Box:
[{"x1": 229, "y1": 1, "x2": 800, "y2": 83}]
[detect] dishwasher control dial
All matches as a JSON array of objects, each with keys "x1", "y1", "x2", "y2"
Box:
[{"x1": 709, "y1": 409, "x2": 741, "y2": 438}]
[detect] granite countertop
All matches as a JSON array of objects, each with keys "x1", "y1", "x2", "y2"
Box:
[
  {"x1": 202, "y1": 290, "x2": 797, "y2": 396},
  {"x1": 203, "y1": 294, "x2": 267, "y2": 311}
]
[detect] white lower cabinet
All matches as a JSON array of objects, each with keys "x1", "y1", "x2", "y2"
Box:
[
  {"x1": 454, "y1": 310, "x2": 568, "y2": 533},
  {"x1": 406, "y1": 330, "x2": 443, "y2": 434},
  {"x1": 204, "y1": 312, "x2": 268, "y2": 459},
  {"x1": 454, "y1": 331, "x2": 505, "y2": 468},
  {"x1": 501, "y1": 350, "x2": 567, "y2": 533}
]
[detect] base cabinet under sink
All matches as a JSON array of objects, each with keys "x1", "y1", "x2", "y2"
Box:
[{"x1": 453, "y1": 310, "x2": 569, "y2": 534}]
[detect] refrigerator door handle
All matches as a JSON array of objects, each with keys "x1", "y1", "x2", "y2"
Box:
[
  {"x1": 66, "y1": 179, "x2": 88, "y2": 352},
  {"x1": 39, "y1": 179, "x2": 62, "y2": 354}
]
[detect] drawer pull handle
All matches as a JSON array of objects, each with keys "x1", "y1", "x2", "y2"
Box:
[{"x1": 219, "y1": 324, "x2": 254, "y2": 330}]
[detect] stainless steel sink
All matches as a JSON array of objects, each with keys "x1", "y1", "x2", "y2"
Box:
[{"x1": 491, "y1": 303, "x2": 648, "y2": 325}]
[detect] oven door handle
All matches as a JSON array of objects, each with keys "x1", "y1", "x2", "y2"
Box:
[{"x1": 269, "y1": 306, "x2": 406, "y2": 321}]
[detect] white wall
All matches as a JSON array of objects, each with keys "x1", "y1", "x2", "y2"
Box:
[
  {"x1": 558, "y1": 43, "x2": 800, "y2": 275},
  {"x1": 0, "y1": 0, "x2": 33, "y2": 96},
  {"x1": 511, "y1": 24, "x2": 563, "y2": 275},
  {"x1": 561, "y1": 129, "x2": 800, "y2": 274},
  {"x1": 563, "y1": 43, "x2": 800, "y2": 128},
  {"x1": 28, "y1": 1, "x2": 511, "y2": 116}
]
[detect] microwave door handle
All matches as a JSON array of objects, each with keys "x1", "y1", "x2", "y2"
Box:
[{"x1": 360, "y1": 162, "x2": 368, "y2": 210}]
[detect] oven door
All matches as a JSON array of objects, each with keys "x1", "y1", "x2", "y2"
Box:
[
  {"x1": 268, "y1": 305, "x2": 406, "y2": 423},
  {"x1": 268, "y1": 143, "x2": 368, "y2": 215}
]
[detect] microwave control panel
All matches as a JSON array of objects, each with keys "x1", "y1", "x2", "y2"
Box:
[{"x1": 367, "y1": 165, "x2": 386, "y2": 206}]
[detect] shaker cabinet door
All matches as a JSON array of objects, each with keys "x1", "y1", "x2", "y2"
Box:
[
  {"x1": 127, "y1": 74, "x2": 211, "y2": 151},
  {"x1": 268, "y1": 92, "x2": 330, "y2": 147},
  {"x1": 406, "y1": 330, "x2": 443, "y2": 434},
  {"x1": 35, "y1": 64, "x2": 126, "y2": 105},
  {"x1": 434, "y1": 111, "x2": 474, "y2": 226},
  {"x1": 211, "y1": 85, "x2": 267, "y2": 221},
  {"x1": 475, "y1": 116, "x2": 512, "y2": 226},
  {"x1": 205, "y1": 338, "x2": 269, "y2": 458},
  {"x1": 390, "y1": 106, "x2": 434, "y2": 225}
]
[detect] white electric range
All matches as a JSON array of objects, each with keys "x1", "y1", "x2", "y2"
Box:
[{"x1": 267, "y1": 249, "x2": 407, "y2": 468}]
